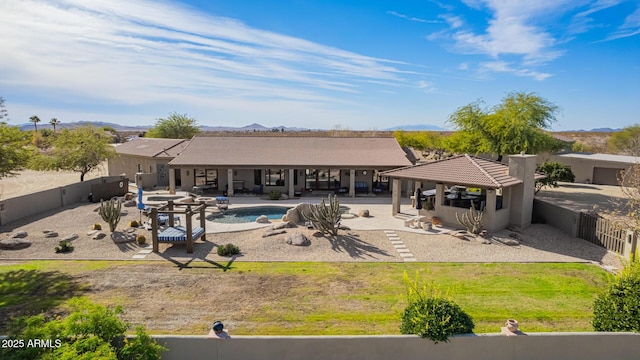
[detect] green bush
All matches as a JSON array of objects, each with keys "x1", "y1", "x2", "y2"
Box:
[
  {"x1": 269, "y1": 190, "x2": 281, "y2": 200},
  {"x1": 592, "y1": 258, "x2": 640, "y2": 332},
  {"x1": 54, "y1": 241, "x2": 73, "y2": 253},
  {"x1": 1, "y1": 297, "x2": 167, "y2": 360},
  {"x1": 535, "y1": 161, "x2": 575, "y2": 193},
  {"x1": 217, "y1": 243, "x2": 240, "y2": 257},
  {"x1": 399, "y1": 272, "x2": 474, "y2": 343}
]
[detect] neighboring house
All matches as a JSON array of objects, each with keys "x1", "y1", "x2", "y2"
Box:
[
  {"x1": 108, "y1": 138, "x2": 190, "y2": 189},
  {"x1": 167, "y1": 136, "x2": 414, "y2": 197},
  {"x1": 382, "y1": 154, "x2": 544, "y2": 231},
  {"x1": 547, "y1": 153, "x2": 640, "y2": 185}
]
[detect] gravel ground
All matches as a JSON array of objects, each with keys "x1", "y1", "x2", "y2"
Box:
[{"x1": 0, "y1": 202, "x2": 623, "y2": 269}]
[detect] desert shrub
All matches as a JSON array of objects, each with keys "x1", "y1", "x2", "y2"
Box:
[
  {"x1": 1, "y1": 297, "x2": 167, "y2": 360},
  {"x1": 592, "y1": 258, "x2": 640, "y2": 332},
  {"x1": 217, "y1": 243, "x2": 240, "y2": 257},
  {"x1": 535, "y1": 161, "x2": 575, "y2": 193},
  {"x1": 269, "y1": 190, "x2": 281, "y2": 200},
  {"x1": 93, "y1": 223, "x2": 102, "y2": 230},
  {"x1": 54, "y1": 241, "x2": 73, "y2": 253},
  {"x1": 135, "y1": 234, "x2": 146, "y2": 245},
  {"x1": 129, "y1": 220, "x2": 140, "y2": 228},
  {"x1": 400, "y1": 272, "x2": 474, "y2": 343}
]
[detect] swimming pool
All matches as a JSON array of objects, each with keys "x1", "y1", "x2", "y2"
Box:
[
  {"x1": 207, "y1": 206, "x2": 292, "y2": 223},
  {"x1": 146, "y1": 195, "x2": 184, "y2": 202}
]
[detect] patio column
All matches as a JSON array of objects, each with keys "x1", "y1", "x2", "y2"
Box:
[
  {"x1": 288, "y1": 168, "x2": 295, "y2": 197},
  {"x1": 392, "y1": 178, "x2": 401, "y2": 215},
  {"x1": 168, "y1": 168, "x2": 176, "y2": 194},
  {"x1": 227, "y1": 168, "x2": 234, "y2": 196},
  {"x1": 485, "y1": 189, "x2": 497, "y2": 230},
  {"x1": 435, "y1": 183, "x2": 444, "y2": 212},
  {"x1": 349, "y1": 169, "x2": 355, "y2": 197}
]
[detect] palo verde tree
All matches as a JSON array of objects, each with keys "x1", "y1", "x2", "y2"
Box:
[
  {"x1": 608, "y1": 124, "x2": 640, "y2": 156},
  {"x1": 35, "y1": 126, "x2": 117, "y2": 181},
  {"x1": 146, "y1": 112, "x2": 200, "y2": 139},
  {"x1": 0, "y1": 123, "x2": 33, "y2": 179},
  {"x1": 445, "y1": 92, "x2": 562, "y2": 161},
  {"x1": 534, "y1": 161, "x2": 576, "y2": 193}
]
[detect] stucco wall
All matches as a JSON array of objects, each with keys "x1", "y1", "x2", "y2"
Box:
[
  {"x1": 545, "y1": 155, "x2": 633, "y2": 185},
  {"x1": 532, "y1": 198, "x2": 580, "y2": 237},
  {"x1": 153, "y1": 333, "x2": 640, "y2": 360}
]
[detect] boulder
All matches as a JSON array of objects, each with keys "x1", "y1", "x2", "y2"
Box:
[
  {"x1": 86, "y1": 230, "x2": 98, "y2": 237},
  {"x1": 123, "y1": 200, "x2": 137, "y2": 207},
  {"x1": 280, "y1": 193, "x2": 289, "y2": 200},
  {"x1": 256, "y1": 215, "x2": 270, "y2": 224},
  {"x1": 272, "y1": 221, "x2": 297, "y2": 230},
  {"x1": 282, "y1": 208, "x2": 300, "y2": 223},
  {"x1": 338, "y1": 224, "x2": 351, "y2": 231},
  {"x1": 358, "y1": 209, "x2": 370, "y2": 217},
  {"x1": 499, "y1": 238, "x2": 520, "y2": 246},
  {"x1": 92, "y1": 232, "x2": 106, "y2": 240},
  {"x1": 262, "y1": 229, "x2": 286, "y2": 238},
  {"x1": 44, "y1": 231, "x2": 59, "y2": 238},
  {"x1": 61, "y1": 234, "x2": 79, "y2": 242},
  {"x1": 0, "y1": 238, "x2": 31, "y2": 250},
  {"x1": 10, "y1": 231, "x2": 28, "y2": 239},
  {"x1": 285, "y1": 232, "x2": 310, "y2": 246}
]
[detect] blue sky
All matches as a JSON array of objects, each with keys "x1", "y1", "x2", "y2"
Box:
[{"x1": 1, "y1": 0, "x2": 639, "y2": 131}]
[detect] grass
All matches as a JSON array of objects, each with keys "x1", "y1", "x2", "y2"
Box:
[{"x1": 0, "y1": 260, "x2": 612, "y2": 335}]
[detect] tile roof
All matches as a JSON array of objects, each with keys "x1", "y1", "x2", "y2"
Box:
[
  {"x1": 169, "y1": 136, "x2": 413, "y2": 168},
  {"x1": 115, "y1": 138, "x2": 188, "y2": 158},
  {"x1": 381, "y1": 154, "x2": 526, "y2": 188}
]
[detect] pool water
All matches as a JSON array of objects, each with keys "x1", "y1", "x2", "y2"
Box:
[{"x1": 207, "y1": 206, "x2": 292, "y2": 223}]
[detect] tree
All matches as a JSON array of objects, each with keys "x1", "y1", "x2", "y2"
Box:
[
  {"x1": 146, "y1": 112, "x2": 200, "y2": 139},
  {"x1": 446, "y1": 92, "x2": 562, "y2": 161},
  {"x1": 592, "y1": 258, "x2": 640, "y2": 332},
  {"x1": 0, "y1": 97, "x2": 8, "y2": 122},
  {"x1": 535, "y1": 161, "x2": 576, "y2": 193},
  {"x1": 29, "y1": 115, "x2": 41, "y2": 133},
  {"x1": 49, "y1": 117, "x2": 60, "y2": 132},
  {"x1": 40, "y1": 126, "x2": 117, "y2": 181},
  {"x1": 0, "y1": 124, "x2": 33, "y2": 178},
  {"x1": 608, "y1": 124, "x2": 640, "y2": 156}
]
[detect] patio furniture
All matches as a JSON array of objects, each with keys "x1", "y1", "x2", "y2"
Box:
[{"x1": 355, "y1": 182, "x2": 368, "y2": 194}]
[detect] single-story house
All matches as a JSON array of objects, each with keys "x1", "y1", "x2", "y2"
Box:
[
  {"x1": 108, "y1": 138, "x2": 190, "y2": 189},
  {"x1": 166, "y1": 136, "x2": 415, "y2": 197},
  {"x1": 545, "y1": 153, "x2": 640, "y2": 185},
  {"x1": 382, "y1": 154, "x2": 544, "y2": 231}
]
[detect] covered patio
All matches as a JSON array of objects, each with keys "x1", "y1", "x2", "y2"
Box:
[{"x1": 383, "y1": 154, "x2": 543, "y2": 232}]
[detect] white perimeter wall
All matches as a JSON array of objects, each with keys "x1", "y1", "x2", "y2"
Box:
[{"x1": 153, "y1": 333, "x2": 640, "y2": 360}]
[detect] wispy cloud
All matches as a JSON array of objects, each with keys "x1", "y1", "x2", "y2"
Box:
[
  {"x1": 0, "y1": 0, "x2": 421, "y2": 125},
  {"x1": 387, "y1": 11, "x2": 441, "y2": 24},
  {"x1": 480, "y1": 61, "x2": 552, "y2": 81},
  {"x1": 603, "y1": 5, "x2": 640, "y2": 40}
]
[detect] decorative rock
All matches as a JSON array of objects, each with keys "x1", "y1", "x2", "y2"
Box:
[
  {"x1": 262, "y1": 229, "x2": 287, "y2": 238},
  {"x1": 499, "y1": 238, "x2": 520, "y2": 246},
  {"x1": 44, "y1": 231, "x2": 59, "y2": 238},
  {"x1": 479, "y1": 230, "x2": 488, "y2": 238},
  {"x1": 452, "y1": 231, "x2": 468, "y2": 239},
  {"x1": 123, "y1": 200, "x2": 136, "y2": 207},
  {"x1": 508, "y1": 232, "x2": 520, "y2": 240},
  {"x1": 87, "y1": 230, "x2": 98, "y2": 236},
  {"x1": 312, "y1": 230, "x2": 324, "y2": 237},
  {"x1": 10, "y1": 231, "x2": 28, "y2": 239},
  {"x1": 256, "y1": 215, "x2": 270, "y2": 224},
  {"x1": 338, "y1": 224, "x2": 351, "y2": 231},
  {"x1": 358, "y1": 209, "x2": 370, "y2": 217},
  {"x1": 272, "y1": 222, "x2": 295, "y2": 230},
  {"x1": 280, "y1": 193, "x2": 289, "y2": 200},
  {"x1": 62, "y1": 234, "x2": 79, "y2": 242},
  {"x1": 285, "y1": 232, "x2": 310, "y2": 246},
  {"x1": 92, "y1": 232, "x2": 106, "y2": 240},
  {"x1": 0, "y1": 238, "x2": 31, "y2": 250}
]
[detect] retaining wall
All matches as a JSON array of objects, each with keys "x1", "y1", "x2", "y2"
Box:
[
  {"x1": 532, "y1": 198, "x2": 580, "y2": 237},
  {"x1": 153, "y1": 333, "x2": 640, "y2": 360}
]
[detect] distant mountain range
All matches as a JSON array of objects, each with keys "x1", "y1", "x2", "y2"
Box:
[{"x1": 15, "y1": 121, "x2": 619, "y2": 133}]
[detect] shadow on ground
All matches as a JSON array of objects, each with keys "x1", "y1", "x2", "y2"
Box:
[
  {"x1": 325, "y1": 232, "x2": 394, "y2": 259},
  {"x1": 155, "y1": 240, "x2": 237, "y2": 271},
  {"x1": 0, "y1": 269, "x2": 85, "y2": 333}
]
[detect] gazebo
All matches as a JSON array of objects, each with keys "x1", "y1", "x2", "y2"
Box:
[{"x1": 382, "y1": 154, "x2": 544, "y2": 231}]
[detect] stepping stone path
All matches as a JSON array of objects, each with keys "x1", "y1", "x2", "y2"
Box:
[
  {"x1": 384, "y1": 230, "x2": 416, "y2": 262},
  {"x1": 132, "y1": 248, "x2": 152, "y2": 260}
]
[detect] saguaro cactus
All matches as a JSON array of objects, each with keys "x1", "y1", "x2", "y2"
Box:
[
  {"x1": 100, "y1": 197, "x2": 122, "y2": 232},
  {"x1": 455, "y1": 200, "x2": 484, "y2": 234},
  {"x1": 304, "y1": 194, "x2": 342, "y2": 236}
]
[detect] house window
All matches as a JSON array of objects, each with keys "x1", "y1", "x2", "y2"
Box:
[
  {"x1": 194, "y1": 168, "x2": 218, "y2": 189},
  {"x1": 265, "y1": 169, "x2": 285, "y2": 186}
]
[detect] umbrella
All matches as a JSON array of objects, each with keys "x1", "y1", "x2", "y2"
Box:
[
  {"x1": 415, "y1": 187, "x2": 423, "y2": 213},
  {"x1": 137, "y1": 187, "x2": 145, "y2": 223}
]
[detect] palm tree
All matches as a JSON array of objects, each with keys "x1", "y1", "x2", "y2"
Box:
[
  {"x1": 50, "y1": 117, "x2": 60, "y2": 132},
  {"x1": 29, "y1": 115, "x2": 41, "y2": 133}
]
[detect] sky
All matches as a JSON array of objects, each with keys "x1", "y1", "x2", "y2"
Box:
[{"x1": 1, "y1": 0, "x2": 639, "y2": 131}]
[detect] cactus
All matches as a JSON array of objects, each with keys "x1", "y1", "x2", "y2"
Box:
[
  {"x1": 129, "y1": 220, "x2": 140, "y2": 228},
  {"x1": 100, "y1": 198, "x2": 122, "y2": 232},
  {"x1": 455, "y1": 200, "x2": 484, "y2": 234},
  {"x1": 136, "y1": 234, "x2": 146, "y2": 245},
  {"x1": 304, "y1": 194, "x2": 342, "y2": 236},
  {"x1": 92, "y1": 223, "x2": 102, "y2": 230}
]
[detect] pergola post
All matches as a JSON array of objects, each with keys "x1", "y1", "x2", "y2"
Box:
[
  {"x1": 168, "y1": 168, "x2": 176, "y2": 194},
  {"x1": 227, "y1": 168, "x2": 234, "y2": 196},
  {"x1": 392, "y1": 178, "x2": 401, "y2": 215},
  {"x1": 288, "y1": 168, "x2": 295, "y2": 198},
  {"x1": 349, "y1": 169, "x2": 356, "y2": 197}
]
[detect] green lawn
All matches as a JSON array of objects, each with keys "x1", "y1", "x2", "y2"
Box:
[{"x1": 0, "y1": 261, "x2": 612, "y2": 334}]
